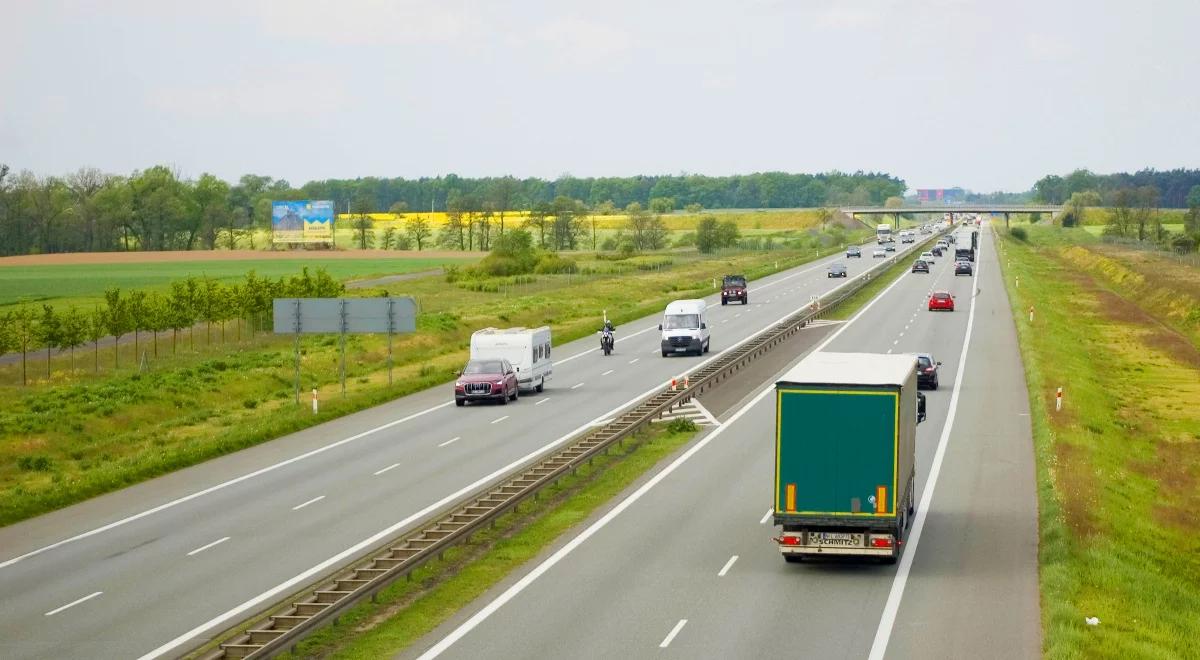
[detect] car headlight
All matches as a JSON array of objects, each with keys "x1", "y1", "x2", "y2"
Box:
[
  {"x1": 455, "y1": 381, "x2": 463, "y2": 387},
  {"x1": 495, "y1": 379, "x2": 505, "y2": 385}
]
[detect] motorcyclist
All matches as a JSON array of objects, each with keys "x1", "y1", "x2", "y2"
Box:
[{"x1": 600, "y1": 320, "x2": 615, "y2": 353}]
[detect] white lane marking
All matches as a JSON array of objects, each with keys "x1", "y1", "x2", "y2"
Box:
[
  {"x1": 535, "y1": 398, "x2": 550, "y2": 406},
  {"x1": 438, "y1": 437, "x2": 461, "y2": 447},
  {"x1": 868, "y1": 229, "x2": 986, "y2": 660},
  {"x1": 893, "y1": 339, "x2": 899, "y2": 345},
  {"x1": 628, "y1": 358, "x2": 639, "y2": 365},
  {"x1": 571, "y1": 383, "x2": 584, "y2": 390},
  {"x1": 886, "y1": 348, "x2": 893, "y2": 354},
  {"x1": 898, "y1": 331, "x2": 904, "y2": 338},
  {"x1": 690, "y1": 398, "x2": 721, "y2": 426},
  {"x1": 292, "y1": 495, "x2": 325, "y2": 511},
  {"x1": 721, "y1": 319, "x2": 729, "y2": 324},
  {"x1": 718, "y1": 555, "x2": 739, "y2": 577},
  {"x1": 660, "y1": 619, "x2": 688, "y2": 648},
  {"x1": 138, "y1": 270, "x2": 893, "y2": 660},
  {"x1": 601, "y1": 369, "x2": 614, "y2": 376},
  {"x1": 45, "y1": 591, "x2": 103, "y2": 616},
  {"x1": 759, "y1": 509, "x2": 773, "y2": 525},
  {"x1": 491, "y1": 416, "x2": 509, "y2": 425},
  {"x1": 186, "y1": 536, "x2": 230, "y2": 557},
  {"x1": 734, "y1": 313, "x2": 742, "y2": 318},
  {"x1": 374, "y1": 463, "x2": 401, "y2": 476},
  {"x1": 0, "y1": 400, "x2": 454, "y2": 569}
]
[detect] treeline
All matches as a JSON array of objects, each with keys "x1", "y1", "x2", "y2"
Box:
[
  {"x1": 1033, "y1": 168, "x2": 1200, "y2": 207},
  {"x1": 0, "y1": 162, "x2": 903, "y2": 255},
  {"x1": 0, "y1": 268, "x2": 344, "y2": 384}
]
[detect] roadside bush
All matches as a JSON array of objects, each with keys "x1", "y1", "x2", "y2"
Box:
[
  {"x1": 17, "y1": 456, "x2": 53, "y2": 472},
  {"x1": 533, "y1": 253, "x2": 578, "y2": 274},
  {"x1": 667, "y1": 418, "x2": 697, "y2": 433},
  {"x1": 1010, "y1": 226, "x2": 1029, "y2": 241}
]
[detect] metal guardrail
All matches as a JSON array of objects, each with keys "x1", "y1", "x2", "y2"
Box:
[{"x1": 196, "y1": 234, "x2": 944, "y2": 659}]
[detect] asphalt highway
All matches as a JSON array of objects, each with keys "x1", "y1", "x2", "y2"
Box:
[
  {"x1": 411, "y1": 223, "x2": 1041, "y2": 660},
  {"x1": 0, "y1": 237, "x2": 931, "y2": 659}
]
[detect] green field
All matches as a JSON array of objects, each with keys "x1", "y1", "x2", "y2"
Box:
[
  {"x1": 996, "y1": 226, "x2": 1200, "y2": 658},
  {"x1": 0, "y1": 257, "x2": 476, "y2": 309}
]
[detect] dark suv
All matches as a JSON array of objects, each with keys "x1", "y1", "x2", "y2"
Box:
[
  {"x1": 721, "y1": 275, "x2": 748, "y2": 305},
  {"x1": 827, "y1": 263, "x2": 848, "y2": 278},
  {"x1": 846, "y1": 246, "x2": 862, "y2": 258},
  {"x1": 454, "y1": 359, "x2": 519, "y2": 406},
  {"x1": 916, "y1": 353, "x2": 941, "y2": 390}
]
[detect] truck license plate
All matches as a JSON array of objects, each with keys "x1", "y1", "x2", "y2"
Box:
[{"x1": 814, "y1": 532, "x2": 861, "y2": 546}]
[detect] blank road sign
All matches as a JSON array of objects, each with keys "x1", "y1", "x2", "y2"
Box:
[{"x1": 273, "y1": 297, "x2": 417, "y2": 334}]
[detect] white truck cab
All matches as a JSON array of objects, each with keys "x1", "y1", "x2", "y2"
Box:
[
  {"x1": 659, "y1": 299, "x2": 710, "y2": 357},
  {"x1": 470, "y1": 326, "x2": 552, "y2": 392}
]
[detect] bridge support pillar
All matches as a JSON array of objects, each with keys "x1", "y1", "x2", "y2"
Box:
[{"x1": 1005, "y1": 212, "x2": 1010, "y2": 229}]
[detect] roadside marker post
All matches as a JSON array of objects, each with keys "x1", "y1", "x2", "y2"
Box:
[
  {"x1": 312, "y1": 389, "x2": 319, "y2": 415},
  {"x1": 1056, "y1": 387, "x2": 1062, "y2": 412},
  {"x1": 1029, "y1": 305, "x2": 1034, "y2": 323}
]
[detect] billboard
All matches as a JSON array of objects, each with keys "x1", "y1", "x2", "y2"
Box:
[
  {"x1": 916, "y1": 188, "x2": 966, "y2": 204},
  {"x1": 272, "y1": 200, "x2": 334, "y2": 244}
]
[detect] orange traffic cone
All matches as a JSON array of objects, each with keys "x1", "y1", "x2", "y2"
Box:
[{"x1": 670, "y1": 378, "x2": 677, "y2": 391}]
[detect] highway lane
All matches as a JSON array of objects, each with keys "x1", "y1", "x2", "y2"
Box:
[
  {"x1": 413, "y1": 223, "x2": 1040, "y2": 660},
  {"x1": 0, "y1": 238, "x2": 934, "y2": 659}
]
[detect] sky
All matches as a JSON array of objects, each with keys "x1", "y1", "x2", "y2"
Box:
[{"x1": 3, "y1": 0, "x2": 1198, "y2": 193}]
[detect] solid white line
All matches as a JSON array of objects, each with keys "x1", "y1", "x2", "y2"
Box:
[
  {"x1": 137, "y1": 264, "x2": 897, "y2": 660},
  {"x1": 0, "y1": 400, "x2": 453, "y2": 569},
  {"x1": 690, "y1": 398, "x2": 721, "y2": 426},
  {"x1": 660, "y1": 619, "x2": 688, "y2": 648},
  {"x1": 535, "y1": 398, "x2": 550, "y2": 406},
  {"x1": 186, "y1": 536, "x2": 230, "y2": 557},
  {"x1": 374, "y1": 463, "x2": 401, "y2": 476},
  {"x1": 717, "y1": 555, "x2": 739, "y2": 577},
  {"x1": 45, "y1": 591, "x2": 103, "y2": 616},
  {"x1": 601, "y1": 369, "x2": 614, "y2": 376},
  {"x1": 628, "y1": 358, "x2": 639, "y2": 365},
  {"x1": 867, "y1": 230, "x2": 985, "y2": 660},
  {"x1": 292, "y1": 496, "x2": 324, "y2": 511},
  {"x1": 491, "y1": 416, "x2": 509, "y2": 425},
  {"x1": 759, "y1": 509, "x2": 773, "y2": 524},
  {"x1": 571, "y1": 383, "x2": 584, "y2": 390},
  {"x1": 438, "y1": 437, "x2": 461, "y2": 447}
]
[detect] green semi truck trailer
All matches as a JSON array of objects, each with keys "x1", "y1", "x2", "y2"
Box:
[{"x1": 773, "y1": 352, "x2": 925, "y2": 563}]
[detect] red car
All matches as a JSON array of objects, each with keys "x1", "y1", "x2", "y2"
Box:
[
  {"x1": 928, "y1": 291, "x2": 955, "y2": 312},
  {"x1": 454, "y1": 359, "x2": 519, "y2": 406}
]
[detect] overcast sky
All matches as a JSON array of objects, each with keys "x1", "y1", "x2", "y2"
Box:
[{"x1": 3, "y1": 0, "x2": 1197, "y2": 193}]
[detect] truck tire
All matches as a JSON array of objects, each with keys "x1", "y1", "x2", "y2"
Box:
[
  {"x1": 882, "y1": 555, "x2": 898, "y2": 565},
  {"x1": 784, "y1": 555, "x2": 803, "y2": 564}
]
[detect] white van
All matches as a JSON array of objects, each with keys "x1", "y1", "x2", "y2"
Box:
[
  {"x1": 470, "y1": 326, "x2": 552, "y2": 392},
  {"x1": 659, "y1": 299, "x2": 710, "y2": 357}
]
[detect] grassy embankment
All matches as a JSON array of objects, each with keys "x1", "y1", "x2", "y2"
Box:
[
  {"x1": 995, "y1": 225, "x2": 1200, "y2": 658},
  {"x1": 0, "y1": 257, "x2": 475, "y2": 309},
  {"x1": 0, "y1": 245, "x2": 836, "y2": 526}
]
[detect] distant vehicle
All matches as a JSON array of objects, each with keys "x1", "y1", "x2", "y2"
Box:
[
  {"x1": 901, "y1": 232, "x2": 915, "y2": 244},
  {"x1": 772, "y1": 352, "x2": 922, "y2": 564},
  {"x1": 846, "y1": 246, "x2": 862, "y2": 258},
  {"x1": 885, "y1": 243, "x2": 896, "y2": 252},
  {"x1": 721, "y1": 274, "x2": 748, "y2": 305},
  {"x1": 827, "y1": 263, "x2": 848, "y2": 278},
  {"x1": 920, "y1": 251, "x2": 936, "y2": 263},
  {"x1": 911, "y1": 259, "x2": 930, "y2": 273},
  {"x1": 947, "y1": 234, "x2": 956, "y2": 244},
  {"x1": 873, "y1": 248, "x2": 886, "y2": 258},
  {"x1": 876, "y1": 224, "x2": 893, "y2": 244},
  {"x1": 935, "y1": 240, "x2": 949, "y2": 250},
  {"x1": 928, "y1": 291, "x2": 955, "y2": 312},
  {"x1": 471, "y1": 326, "x2": 552, "y2": 393},
  {"x1": 954, "y1": 260, "x2": 973, "y2": 276},
  {"x1": 915, "y1": 352, "x2": 940, "y2": 389},
  {"x1": 955, "y1": 247, "x2": 974, "y2": 263},
  {"x1": 931, "y1": 246, "x2": 943, "y2": 257},
  {"x1": 660, "y1": 299, "x2": 709, "y2": 357},
  {"x1": 454, "y1": 359, "x2": 519, "y2": 406}
]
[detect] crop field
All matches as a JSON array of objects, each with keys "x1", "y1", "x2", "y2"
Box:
[
  {"x1": 0, "y1": 254, "x2": 479, "y2": 309},
  {"x1": 344, "y1": 208, "x2": 830, "y2": 232}
]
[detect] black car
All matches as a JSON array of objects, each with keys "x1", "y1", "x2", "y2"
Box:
[
  {"x1": 931, "y1": 246, "x2": 943, "y2": 257},
  {"x1": 827, "y1": 262, "x2": 848, "y2": 278},
  {"x1": 954, "y1": 260, "x2": 973, "y2": 276},
  {"x1": 911, "y1": 259, "x2": 930, "y2": 273},
  {"x1": 846, "y1": 246, "x2": 862, "y2": 258},
  {"x1": 916, "y1": 353, "x2": 941, "y2": 390}
]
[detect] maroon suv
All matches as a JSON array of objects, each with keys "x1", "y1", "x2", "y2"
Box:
[{"x1": 454, "y1": 359, "x2": 519, "y2": 406}]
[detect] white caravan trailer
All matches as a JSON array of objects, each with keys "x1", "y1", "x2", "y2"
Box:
[{"x1": 470, "y1": 326, "x2": 553, "y2": 392}]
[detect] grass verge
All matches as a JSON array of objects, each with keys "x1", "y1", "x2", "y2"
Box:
[
  {"x1": 265, "y1": 421, "x2": 700, "y2": 660},
  {"x1": 995, "y1": 227, "x2": 1200, "y2": 658}
]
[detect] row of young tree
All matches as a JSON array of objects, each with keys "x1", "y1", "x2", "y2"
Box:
[
  {"x1": 0, "y1": 163, "x2": 904, "y2": 255},
  {"x1": 1049, "y1": 184, "x2": 1200, "y2": 252},
  {"x1": 0, "y1": 268, "x2": 344, "y2": 385},
  {"x1": 1033, "y1": 168, "x2": 1200, "y2": 208}
]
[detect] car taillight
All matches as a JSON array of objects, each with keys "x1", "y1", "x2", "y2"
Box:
[{"x1": 870, "y1": 536, "x2": 894, "y2": 548}]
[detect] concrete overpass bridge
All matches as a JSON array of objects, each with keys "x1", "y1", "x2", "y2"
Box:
[{"x1": 842, "y1": 204, "x2": 1062, "y2": 228}]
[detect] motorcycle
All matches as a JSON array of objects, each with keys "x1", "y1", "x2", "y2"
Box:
[{"x1": 599, "y1": 328, "x2": 615, "y2": 356}]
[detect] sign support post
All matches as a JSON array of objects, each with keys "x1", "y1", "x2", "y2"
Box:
[
  {"x1": 339, "y1": 299, "x2": 348, "y2": 397},
  {"x1": 293, "y1": 299, "x2": 302, "y2": 405},
  {"x1": 387, "y1": 297, "x2": 395, "y2": 387}
]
